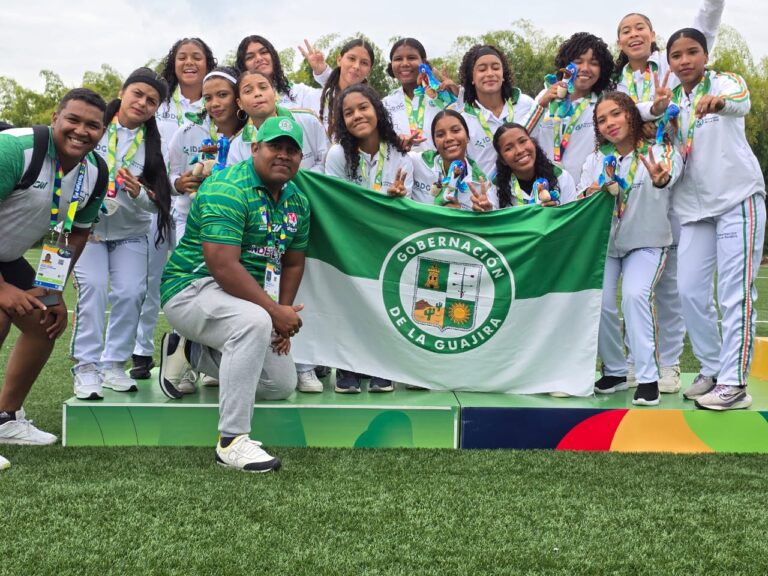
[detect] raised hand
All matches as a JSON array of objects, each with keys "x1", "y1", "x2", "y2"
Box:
[
  {"x1": 650, "y1": 70, "x2": 672, "y2": 116},
  {"x1": 387, "y1": 168, "x2": 408, "y2": 197},
  {"x1": 433, "y1": 66, "x2": 460, "y2": 97},
  {"x1": 298, "y1": 39, "x2": 328, "y2": 76},
  {"x1": 639, "y1": 146, "x2": 671, "y2": 187},
  {"x1": 469, "y1": 178, "x2": 492, "y2": 212}
]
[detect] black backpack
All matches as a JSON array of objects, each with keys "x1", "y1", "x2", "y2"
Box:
[{"x1": 0, "y1": 124, "x2": 108, "y2": 194}]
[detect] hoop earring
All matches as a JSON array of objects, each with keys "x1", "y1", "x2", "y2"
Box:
[{"x1": 237, "y1": 108, "x2": 248, "y2": 121}]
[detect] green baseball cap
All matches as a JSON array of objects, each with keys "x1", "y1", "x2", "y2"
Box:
[{"x1": 256, "y1": 116, "x2": 303, "y2": 149}]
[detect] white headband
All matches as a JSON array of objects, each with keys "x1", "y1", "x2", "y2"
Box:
[{"x1": 203, "y1": 71, "x2": 238, "y2": 85}]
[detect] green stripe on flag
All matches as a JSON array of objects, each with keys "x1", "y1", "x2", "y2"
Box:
[{"x1": 292, "y1": 170, "x2": 613, "y2": 300}]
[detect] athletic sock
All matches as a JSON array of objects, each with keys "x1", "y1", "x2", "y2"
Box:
[
  {"x1": 219, "y1": 436, "x2": 236, "y2": 448},
  {"x1": 0, "y1": 411, "x2": 16, "y2": 425}
]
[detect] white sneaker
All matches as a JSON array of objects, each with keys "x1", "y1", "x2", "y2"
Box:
[
  {"x1": 215, "y1": 435, "x2": 281, "y2": 472},
  {"x1": 0, "y1": 408, "x2": 57, "y2": 445},
  {"x1": 177, "y1": 368, "x2": 198, "y2": 394},
  {"x1": 159, "y1": 332, "x2": 190, "y2": 399},
  {"x1": 201, "y1": 374, "x2": 219, "y2": 387},
  {"x1": 683, "y1": 374, "x2": 717, "y2": 400},
  {"x1": 100, "y1": 363, "x2": 138, "y2": 392},
  {"x1": 659, "y1": 365, "x2": 681, "y2": 394},
  {"x1": 626, "y1": 363, "x2": 637, "y2": 389},
  {"x1": 695, "y1": 385, "x2": 752, "y2": 411},
  {"x1": 297, "y1": 370, "x2": 323, "y2": 393},
  {"x1": 0, "y1": 454, "x2": 9, "y2": 470},
  {"x1": 72, "y1": 363, "x2": 104, "y2": 400}
]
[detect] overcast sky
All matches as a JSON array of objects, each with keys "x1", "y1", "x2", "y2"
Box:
[{"x1": 2, "y1": 0, "x2": 763, "y2": 91}]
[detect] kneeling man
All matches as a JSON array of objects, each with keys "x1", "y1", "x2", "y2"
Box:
[{"x1": 159, "y1": 117, "x2": 308, "y2": 472}]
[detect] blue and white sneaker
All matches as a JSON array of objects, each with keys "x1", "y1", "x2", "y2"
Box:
[{"x1": 334, "y1": 370, "x2": 361, "y2": 394}]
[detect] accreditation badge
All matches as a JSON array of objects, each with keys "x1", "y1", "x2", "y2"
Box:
[
  {"x1": 33, "y1": 241, "x2": 73, "y2": 292},
  {"x1": 264, "y1": 262, "x2": 281, "y2": 302}
]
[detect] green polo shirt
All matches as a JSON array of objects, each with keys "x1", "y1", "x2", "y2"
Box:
[{"x1": 160, "y1": 160, "x2": 310, "y2": 307}]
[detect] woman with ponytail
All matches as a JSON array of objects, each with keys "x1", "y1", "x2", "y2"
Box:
[{"x1": 71, "y1": 68, "x2": 173, "y2": 400}]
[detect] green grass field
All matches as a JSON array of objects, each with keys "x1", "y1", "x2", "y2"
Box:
[{"x1": 1, "y1": 254, "x2": 767, "y2": 575}]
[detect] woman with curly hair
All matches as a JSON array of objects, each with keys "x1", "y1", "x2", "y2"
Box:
[
  {"x1": 155, "y1": 37, "x2": 217, "y2": 146},
  {"x1": 578, "y1": 91, "x2": 681, "y2": 407},
  {"x1": 493, "y1": 123, "x2": 577, "y2": 208},
  {"x1": 529, "y1": 32, "x2": 615, "y2": 183},
  {"x1": 234, "y1": 35, "x2": 331, "y2": 113},
  {"x1": 131, "y1": 38, "x2": 217, "y2": 382},
  {"x1": 324, "y1": 83, "x2": 412, "y2": 394},
  {"x1": 458, "y1": 44, "x2": 537, "y2": 177},
  {"x1": 410, "y1": 110, "x2": 496, "y2": 212}
]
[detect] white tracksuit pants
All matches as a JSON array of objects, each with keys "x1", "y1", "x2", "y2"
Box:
[
  {"x1": 599, "y1": 248, "x2": 668, "y2": 383},
  {"x1": 678, "y1": 195, "x2": 766, "y2": 387},
  {"x1": 133, "y1": 214, "x2": 171, "y2": 357},
  {"x1": 71, "y1": 237, "x2": 149, "y2": 368}
]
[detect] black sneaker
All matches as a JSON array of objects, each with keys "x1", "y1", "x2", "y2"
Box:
[
  {"x1": 158, "y1": 333, "x2": 192, "y2": 400},
  {"x1": 314, "y1": 366, "x2": 331, "y2": 379},
  {"x1": 594, "y1": 375, "x2": 628, "y2": 394},
  {"x1": 334, "y1": 369, "x2": 361, "y2": 393},
  {"x1": 632, "y1": 382, "x2": 660, "y2": 406},
  {"x1": 129, "y1": 354, "x2": 155, "y2": 380},
  {"x1": 369, "y1": 377, "x2": 394, "y2": 393}
]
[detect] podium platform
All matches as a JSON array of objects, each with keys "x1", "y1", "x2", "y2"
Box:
[{"x1": 62, "y1": 373, "x2": 768, "y2": 453}]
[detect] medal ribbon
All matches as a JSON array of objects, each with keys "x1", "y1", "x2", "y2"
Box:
[
  {"x1": 467, "y1": 99, "x2": 515, "y2": 141},
  {"x1": 106, "y1": 115, "x2": 145, "y2": 198},
  {"x1": 672, "y1": 72, "x2": 711, "y2": 160},
  {"x1": 173, "y1": 87, "x2": 184, "y2": 126},
  {"x1": 404, "y1": 92, "x2": 426, "y2": 136},
  {"x1": 602, "y1": 144, "x2": 641, "y2": 218},
  {"x1": 552, "y1": 96, "x2": 592, "y2": 162},
  {"x1": 51, "y1": 159, "x2": 88, "y2": 233},
  {"x1": 359, "y1": 142, "x2": 387, "y2": 191},
  {"x1": 623, "y1": 62, "x2": 656, "y2": 104}
]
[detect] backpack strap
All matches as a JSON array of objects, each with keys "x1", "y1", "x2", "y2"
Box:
[
  {"x1": 14, "y1": 125, "x2": 50, "y2": 191},
  {"x1": 92, "y1": 152, "x2": 108, "y2": 197}
]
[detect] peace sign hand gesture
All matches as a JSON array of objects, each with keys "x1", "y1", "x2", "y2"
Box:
[
  {"x1": 469, "y1": 178, "x2": 492, "y2": 212},
  {"x1": 298, "y1": 39, "x2": 328, "y2": 76},
  {"x1": 387, "y1": 168, "x2": 408, "y2": 197},
  {"x1": 650, "y1": 70, "x2": 672, "y2": 117},
  {"x1": 639, "y1": 147, "x2": 671, "y2": 188}
]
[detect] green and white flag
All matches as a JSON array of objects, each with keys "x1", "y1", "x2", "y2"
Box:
[{"x1": 291, "y1": 171, "x2": 613, "y2": 395}]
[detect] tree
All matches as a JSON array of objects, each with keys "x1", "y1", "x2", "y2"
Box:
[
  {"x1": 0, "y1": 70, "x2": 67, "y2": 126},
  {"x1": 81, "y1": 64, "x2": 123, "y2": 102}
]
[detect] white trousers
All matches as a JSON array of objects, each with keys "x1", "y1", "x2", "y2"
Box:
[
  {"x1": 599, "y1": 248, "x2": 668, "y2": 383},
  {"x1": 134, "y1": 214, "x2": 172, "y2": 356},
  {"x1": 71, "y1": 237, "x2": 149, "y2": 367},
  {"x1": 678, "y1": 195, "x2": 766, "y2": 386}
]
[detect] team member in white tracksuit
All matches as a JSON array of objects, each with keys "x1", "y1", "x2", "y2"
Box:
[
  {"x1": 409, "y1": 109, "x2": 497, "y2": 212},
  {"x1": 580, "y1": 92, "x2": 682, "y2": 406},
  {"x1": 234, "y1": 35, "x2": 332, "y2": 114},
  {"x1": 325, "y1": 83, "x2": 414, "y2": 394},
  {"x1": 228, "y1": 71, "x2": 328, "y2": 171},
  {"x1": 614, "y1": 0, "x2": 725, "y2": 393},
  {"x1": 383, "y1": 37, "x2": 462, "y2": 152},
  {"x1": 528, "y1": 32, "x2": 615, "y2": 184},
  {"x1": 493, "y1": 122, "x2": 578, "y2": 208},
  {"x1": 458, "y1": 45, "x2": 539, "y2": 177},
  {"x1": 132, "y1": 37, "x2": 216, "y2": 380},
  {"x1": 665, "y1": 29, "x2": 765, "y2": 411},
  {"x1": 71, "y1": 69, "x2": 173, "y2": 400}
]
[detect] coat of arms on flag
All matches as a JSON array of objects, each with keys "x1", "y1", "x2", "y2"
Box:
[{"x1": 412, "y1": 258, "x2": 482, "y2": 332}]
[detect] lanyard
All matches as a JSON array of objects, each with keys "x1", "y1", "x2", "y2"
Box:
[
  {"x1": 173, "y1": 87, "x2": 185, "y2": 126},
  {"x1": 672, "y1": 73, "x2": 711, "y2": 160},
  {"x1": 51, "y1": 159, "x2": 88, "y2": 233},
  {"x1": 467, "y1": 99, "x2": 515, "y2": 141},
  {"x1": 602, "y1": 145, "x2": 641, "y2": 218},
  {"x1": 403, "y1": 92, "x2": 426, "y2": 136},
  {"x1": 510, "y1": 176, "x2": 530, "y2": 205},
  {"x1": 106, "y1": 116, "x2": 145, "y2": 198},
  {"x1": 208, "y1": 120, "x2": 220, "y2": 143},
  {"x1": 624, "y1": 62, "x2": 656, "y2": 103},
  {"x1": 552, "y1": 96, "x2": 592, "y2": 162},
  {"x1": 256, "y1": 189, "x2": 288, "y2": 264},
  {"x1": 359, "y1": 142, "x2": 387, "y2": 191}
]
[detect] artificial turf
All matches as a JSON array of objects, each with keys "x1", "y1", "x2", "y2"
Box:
[{"x1": 1, "y1": 257, "x2": 767, "y2": 575}]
